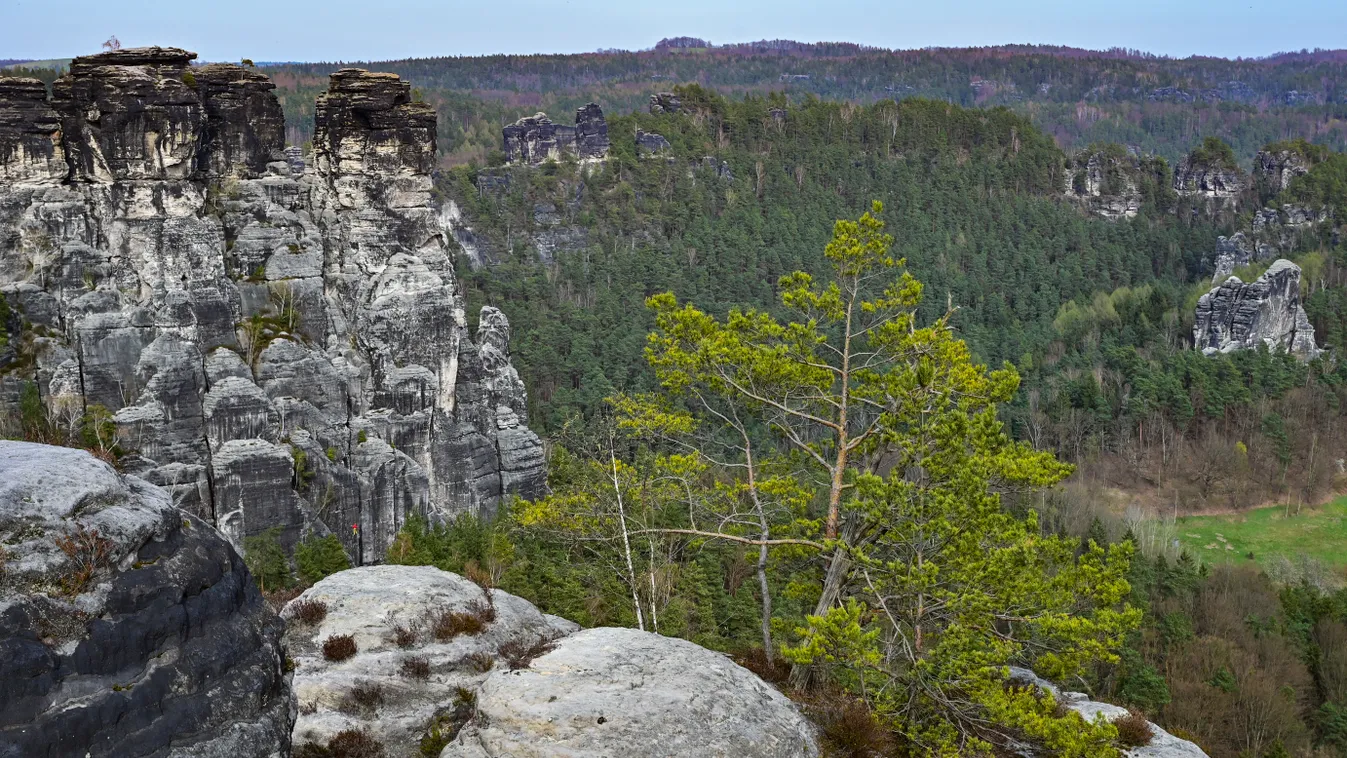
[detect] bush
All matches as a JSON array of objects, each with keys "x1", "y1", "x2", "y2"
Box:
[
  {"x1": 1112, "y1": 709, "x2": 1155, "y2": 748},
  {"x1": 290, "y1": 598, "x2": 329, "y2": 626},
  {"x1": 498, "y1": 635, "x2": 555, "y2": 670},
  {"x1": 807, "y1": 695, "x2": 894, "y2": 758},
  {"x1": 323, "y1": 634, "x2": 358, "y2": 662},
  {"x1": 733, "y1": 647, "x2": 788, "y2": 684},
  {"x1": 432, "y1": 601, "x2": 494, "y2": 641},
  {"x1": 296, "y1": 534, "x2": 351, "y2": 585},
  {"x1": 390, "y1": 623, "x2": 418, "y2": 648},
  {"x1": 401, "y1": 656, "x2": 431, "y2": 680},
  {"x1": 327, "y1": 729, "x2": 386, "y2": 758},
  {"x1": 466, "y1": 651, "x2": 495, "y2": 673}
]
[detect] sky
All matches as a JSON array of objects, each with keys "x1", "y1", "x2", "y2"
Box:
[{"x1": 2, "y1": 0, "x2": 1346, "y2": 63}]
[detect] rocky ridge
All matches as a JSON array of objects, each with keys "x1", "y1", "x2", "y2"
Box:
[
  {"x1": 1062, "y1": 147, "x2": 1151, "y2": 220},
  {"x1": 0, "y1": 441, "x2": 293, "y2": 758},
  {"x1": 0, "y1": 49, "x2": 545, "y2": 565},
  {"x1": 1193, "y1": 259, "x2": 1320, "y2": 359}
]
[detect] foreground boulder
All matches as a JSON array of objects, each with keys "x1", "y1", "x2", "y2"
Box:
[
  {"x1": 443, "y1": 627, "x2": 819, "y2": 758},
  {"x1": 283, "y1": 565, "x2": 578, "y2": 754},
  {"x1": 1193, "y1": 259, "x2": 1319, "y2": 359},
  {"x1": 1009, "y1": 668, "x2": 1207, "y2": 757},
  {"x1": 284, "y1": 565, "x2": 819, "y2": 758},
  {"x1": 0, "y1": 441, "x2": 293, "y2": 758}
]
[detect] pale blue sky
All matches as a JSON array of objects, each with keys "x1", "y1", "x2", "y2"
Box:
[{"x1": 2, "y1": 0, "x2": 1345, "y2": 62}]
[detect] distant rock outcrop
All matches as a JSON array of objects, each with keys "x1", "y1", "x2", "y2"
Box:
[
  {"x1": 503, "y1": 104, "x2": 609, "y2": 164},
  {"x1": 284, "y1": 565, "x2": 818, "y2": 758},
  {"x1": 1063, "y1": 148, "x2": 1148, "y2": 220},
  {"x1": 0, "y1": 49, "x2": 546, "y2": 566},
  {"x1": 649, "y1": 91, "x2": 681, "y2": 114},
  {"x1": 636, "y1": 129, "x2": 672, "y2": 156},
  {"x1": 1174, "y1": 156, "x2": 1244, "y2": 209},
  {"x1": 1255, "y1": 147, "x2": 1313, "y2": 195},
  {"x1": 1193, "y1": 259, "x2": 1320, "y2": 359},
  {"x1": 0, "y1": 441, "x2": 293, "y2": 758}
]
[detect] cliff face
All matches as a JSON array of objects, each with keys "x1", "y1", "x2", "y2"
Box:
[
  {"x1": 1062, "y1": 148, "x2": 1146, "y2": 220},
  {"x1": 0, "y1": 49, "x2": 545, "y2": 565},
  {"x1": 1173, "y1": 156, "x2": 1244, "y2": 211},
  {"x1": 1193, "y1": 259, "x2": 1320, "y2": 359}
]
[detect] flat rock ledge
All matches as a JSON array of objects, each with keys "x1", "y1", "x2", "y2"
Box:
[{"x1": 0, "y1": 441, "x2": 293, "y2": 758}]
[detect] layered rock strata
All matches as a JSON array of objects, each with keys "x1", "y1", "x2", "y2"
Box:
[
  {"x1": 1194, "y1": 259, "x2": 1320, "y2": 359},
  {"x1": 502, "y1": 104, "x2": 609, "y2": 164},
  {"x1": 0, "y1": 49, "x2": 545, "y2": 565},
  {"x1": 1173, "y1": 156, "x2": 1243, "y2": 210},
  {"x1": 1063, "y1": 148, "x2": 1145, "y2": 220},
  {"x1": 0, "y1": 441, "x2": 293, "y2": 758}
]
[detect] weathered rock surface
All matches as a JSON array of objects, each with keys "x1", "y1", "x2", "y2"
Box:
[
  {"x1": 1173, "y1": 156, "x2": 1243, "y2": 210},
  {"x1": 0, "y1": 441, "x2": 293, "y2": 758},
  {"x1": 503, "y1": 104, "x2": 609, "y2": 164},
  {"x1": 283, "y1": 565, "x2": 576, "y2": 755},
  {"x1": 1008, "y1": 668, "x2": 1207, "y2": 757},
  {"x1": 636, "y1": 129, "x2": 672, "y2": 157},
  {"x1": 1063, "y1": 148, "x2": 1146, "y2": 220},
  {"x1": 649, "y1": 92, "x2": 681, "y2": 114},
  {"x1": 1193, "y1": 259, "x2": 1319, "y2": 359},
  {"x1": 443, "y1": 626, "x2": 820, "y2": 758},
  {"x1": 0, "y1": 49, "x2": 546, "y2": 565},
  {"x1": 284, "y1": 565, "x2": 818, "y2": 758},
  {"x1": 1254, "y1": 147, "x2": 1313, "y2": 195}
]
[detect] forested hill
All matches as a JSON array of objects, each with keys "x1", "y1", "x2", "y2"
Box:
[{"x1": 259, "y1": 41, "x2": 1347, "y2": 165}]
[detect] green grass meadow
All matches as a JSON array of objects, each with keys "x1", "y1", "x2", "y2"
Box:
[{"x1": 1175, "y1": 496, "x2": 1347, "y2": 570}]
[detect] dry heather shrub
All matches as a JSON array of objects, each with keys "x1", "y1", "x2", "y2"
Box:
[
  {"x1": 466, "y1": 651, "x2": 495, "y2": 673},
  {"x1": 498, "y1": 635, "x2": 555, "y2": 670},
  {"x1": 291, "y1": 598, "x2": 328, "y2": 626},
  {"x1": 805, "y1": 693, "x2": 894, "y2": 758},
  {"x1": 401, "y1": 655, "x2": 431, "y2": 681},
  {"x1": 1113, "y1": 709, "x2": 1155, "y2": 747},
  {"x1": 390, "y1": 623, "x2": 418, "y2": 648},
  {"x1": 338, "y1": 680, "x2": 385, "y2": 716},
  {"x1": 322, "y1": 634, "x2": 358, "y2": 662}
]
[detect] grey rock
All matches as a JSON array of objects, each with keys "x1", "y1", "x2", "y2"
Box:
[
  {"x1": 1211, "y1": 232, "x2": 1255, "y2": 281},
  {"x1": 1063, "y1": 149, "x2": 1144, "y2": 220},
  {"x1": 636, "y1": 129, "x2": 672, "y2": 157},
  {"x1": 1007, "y1": 668, "x2": 1207, "y2": 757},
  {"x1": 0, "y1": 440, "x2": 293, "y2": 758},
  {"x1": 443, "y1": 626, "x2": 819, "y2": 758},
  {"x1": 284, "y1": 565, "x2": 577, "y2": 755},
  {"x1": 1174, "y1": 155, "x2": 1244, "y2": 211},
  {"x1": 1254, "y1": 148, "x2": 1312, "y2": 195},
  {"x1": 1194, "y1": 259, "x2": 1320, "y2": 359},
  {"x1": 649, "y1": 92, "x2": 681, "y2": 114},
  {"x1": 0, "y1": 53, "x2": 546, "y2": 566},
  {"x1": 503, "y1": 104, "x2": 609, "y2": 164}
]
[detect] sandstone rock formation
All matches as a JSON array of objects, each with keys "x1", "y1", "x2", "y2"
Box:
[
  {"x1": 1255, "y1": 147, "x2": 1313, "y2": 195},
  {"x1": 636, "y1": 129, "x2": 672, "y2": 157},
  {"x1": 284, "y1": 565, "x2": 818, "y2": 758},
  {"x1": 1008, "y1": 668, "x2": 1207, "y2": 757},
  {"x1": 443, "y1": 626, "x2": 820, "y2": 758},
  {"x1": 282, "y1": 564, "x2": 577, "y2": 753},
  {"x1": 502, "y1": 104, "x2": 609, "y2": 164},
  {"x1": 1063, "y1": 148, "x2": 1146, "y2": 220},
  {"x1": 649, "y1": 92, "x2": 681, "y2": 114},
  {"x1": 1173, "y1": 156, "x2": 1243, "y2": 211},
  {"x1": 0, "y1": 49, "x2": 546, "y2": 566},
  {"x1": 1194, "y1": 259, "x2": 1319, "y2": 359},
  {"x1": 0, "y1": 441, "x2": 293, "y2": 758}
]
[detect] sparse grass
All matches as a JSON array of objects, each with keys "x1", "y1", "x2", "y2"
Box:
[
  {"x1": 432, "y1": 600, "x2": 495, "y2": 642},
  {"x1": 1175, "y1": 496, "x2": 1347, "y2": 569},
  {"x1": 291, "y1": 598, "x2": 328, "y2": 626},
  {"x1": 391, "y1": 623, "x2": 418, "y2": 648},
  {"x1": 55, "y1": 525, "x2": 114, "y2": 596},
  {"x1": 1112, "y1": 709, "x2": 1155, "y2": 748},
  {"x1": 465, "y1": 651, "x2": 495, "y2": 673},
  {"x1": 323, "y1": 634, "x2": 358, "y2": 662},
  {"x1": 498, "y1": 635, "x2": 555, "y2": 670},
  {"x1": 419, "y1": 688, "x2": 476, "y2": 757},
  {"x1": 326, "y1": 728, "x2": 386, "y2": 758},
  {"x1": 802, "y1": 692, "x2": 895, "y2": 758}
]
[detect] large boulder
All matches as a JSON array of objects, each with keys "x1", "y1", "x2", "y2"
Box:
[
  {"x1": 1008, "y1": 668, "x2": 1207, "y2": 757},
  {"x1": 283, "y1": 564, "x2": 578, "y2": 755},
  {"x1": 442, "y1": 627, "x2": 820, "y2": 758},
  {"x1": 0, "y1": 441, "x2": 293, "y2": 757}
]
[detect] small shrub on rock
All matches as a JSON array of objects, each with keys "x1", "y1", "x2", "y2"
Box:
[
  {"x1": 732, "y1": 647, "x2": 788, "y2": 684},
  {"x1": 401, "y1": 655, "x2": 431, "y2": 681},
  {"x1": 327, "y1": 728, "x2": 386, "y2": 758},
  {"x1": 433, "y1": 609, "x2": 486, "y2": 641},
  {"x1": 338, "y1": 680, "x2": 385, "y2": 716},
  {"x1": 419, "y1": 689, "x2": 476, "y2": 757},
  {"x1": 806, "y1": 693, "x2": 894, "y2": 758},
  {"x1": 291, "y1": 598, "x2": 328, "y2": 626},
  {"x1": 466, "y1": 651, "x2": 495, "y2": 673},
  {"x1": 390, "y1": 623, "x2": 418, "y2": 648},
  {"x1": 322, "y1": 634, "x2": 358, "y2": 662},
  {"x1": 498, "y1": 635, "x2": 555, "y2": 670},
  {"x1": 1113, "y1": 709, "x2": 1155, "y2": 748}
]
